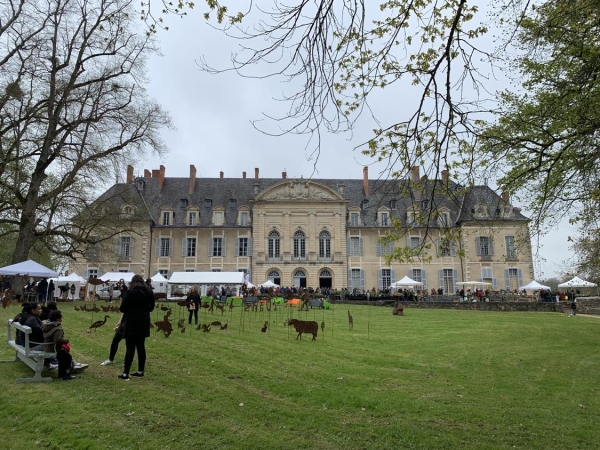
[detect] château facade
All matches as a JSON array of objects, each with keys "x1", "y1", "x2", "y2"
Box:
[{"x1": 72, "y1": 165, "x2": 534, "y2": 293}]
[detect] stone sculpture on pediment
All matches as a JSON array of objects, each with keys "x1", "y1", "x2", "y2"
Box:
[{"x1": 262, "y1": 181, "x2": 336, "y2": 201}]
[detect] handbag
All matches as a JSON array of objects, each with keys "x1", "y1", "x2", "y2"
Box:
[{"x1": 189, "y1": 301, "x2": 196, "y2": 311}]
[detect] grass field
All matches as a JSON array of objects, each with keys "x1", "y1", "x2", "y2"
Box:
[{"x1": 0, "y1": 301, "x2": 598, "y2": 450}]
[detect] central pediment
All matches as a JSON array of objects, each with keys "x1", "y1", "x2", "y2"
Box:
[{"x1": 256, "y1": 181, "x2": 344, "y2": 201}]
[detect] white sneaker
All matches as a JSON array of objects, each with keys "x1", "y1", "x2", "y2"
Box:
[
  {"x1": 72, "y1": 362, "x2": 89, "y2": 371},
  {"x1": 100, "y1": 359, "x2": 114, "y2": 366}
]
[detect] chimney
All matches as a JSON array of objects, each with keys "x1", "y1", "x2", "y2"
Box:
[
  {"x1": 255, "y1": 167, "x2": 259, "y2": 179},
  {"x1": 243, "y1": 171, "x2": 246, "y2": 179},
  {"x1": 188, "y1": 165, "x2": 196, "y2": 195},
  {"x1": 151, "y1": 169, "x2": 160, "y2": 178},
  {"x1": 220, "y1": 171, "x2": 224, "y2": 179},
  {"x1": 282, "y1": 171, "x2": 287, "y2": 179},
  {"x1": 441, "y1": 169, "x2": 449, "y2": 185},
  {"x1": 501, "y1": 191, "x2": 510, "y2": 203},
  {"x1": 158, "y1": 165, "x2": 165, "y2": 189},
  {"x1": 363, "y1": 166, "x2": 369, "y2": 197},
  {"x1": 126, "y1": 165, "x2": 134, "y2": 184},
  {"x1": 144, "y1": 169, "x2": 151, "y2": 178},
  {"x1": 411, "y1": 166, "x2": 420, "y2": 183},
  {"x1": 338, "y1": 183, "x2": 345, "y2": 195}
]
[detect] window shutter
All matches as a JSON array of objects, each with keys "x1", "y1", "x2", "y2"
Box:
[
  {"x1": 391, "y1": 269, "x2": 396, "y2": 285},
  {"x1": 97, "y1": 268, "x2": 103, "y2": 277},
  {"x1": 248, "y1": 238, "x2": 253, "y2": 255},
  {"x1": 347, "y1": 269, "x2": 352, "y2": 287},
  {"x1": 182, "y1": 238, "x2": 187, "y2": 257},
  {"x1": 517, "y1": 269, "x2": 523, "y2": 287},
  {"x1": 346, "y1": 238, "x2": 350, "y2": 256},
  {"x1": 489, "y1": 236, "x2": 495, "y2": 255},
  {"x1": 475, "y1": 237, "x2": 481, "y2": 256},
  {"x1": 436, "y1": 238, "x2": 440, "y2": 256},
  {"x1": 450, "y1": 242, "x2": 457, "y2": 257},
  {"x1": 360, "y1": 269, "x2": 365, "y2": 290},
  {"x1": 377, "y1": 269, "x2": 383, "y2": 289},
  {"x1": 492, "y1": 278, "x2": 497, "y2": 290},
  {"x1": 116, "y1": 237, "x2": 120, "y2": 257},
  {"x1": 376, "y1": 241, "x2": 382, "y2": 256},
  {"x1": 208, "y1": 238, "x2": 213, "y2": 257},
  {"x1": 168, "y1": 238, "x2": 173, "y2": 257},
  {"x1": 83, "y1": 270, "x2": 89, "y2": 279},
  {"x1": 453, "y1": 269, "x2": 458, "y2": 293},
  {"x1": 438, "y1": 270, "x2": 444, "y2": 290},
  {"x1": 234, "y1": 238, "x2": 239, "y2": 257},
  {"x1": 359, "y1": 238, "x2": 364, "y2": 256},
  {"x1": 222, "y1": 237, "x2": 226, "y2": 255},
  {"x1": 408, "y1": 269, "x2": 412, "y2": 277},
  {"x1": 505, "y1": 269, "x2": 510, "y2": 289},
  {"x1": 422, "y1": 270, "x2": 427, "y2": 291},
  {"x1": 130, "y1": 238, "x2": 134, "y2": 257},
  {"x1": 406, "y1": 235, "x2": 411, "y2": 248},
  {"x1": 167, "y1": 270, "x2": 173, "y2": 279},
  {"x1": 155, "y1": 238, "x2": 161, "y2": 257}
]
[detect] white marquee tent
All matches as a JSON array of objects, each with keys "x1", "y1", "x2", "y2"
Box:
[
  {"x1": 390, "y1": 276, "x2": 422, "y2": 288},
  {"x1": 168, "y1": 271, "x2": 245, "y2": 296},
  {"x1": 150, "y1": 272, "x2": 168, "y2": 294},
  {"x1": 558, "y1": 276, "x2": 597, "y2": 288},
  {"x1": 519, "y1": 280, "x2": 551, "y2": 291},
  {"x1": 100, "y1": 272, "x2": 136, "y2": 283},
  {"x1": 51, "y1": 272, "x2": 86, "y2": 300},
  {"x1": 260, "y1": 280, "x2": 279, "y2": 288},
  {"x1": 0, "y1": 260, "x2": 59, "y2": 278}
]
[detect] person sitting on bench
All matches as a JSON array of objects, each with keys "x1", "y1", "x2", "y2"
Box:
[
  {"x1": 17, "y1": 302, "x2": 44, "y2": 347},
  {"x1": 43, "y1": 310, "x2": 88, "y2": 380}
]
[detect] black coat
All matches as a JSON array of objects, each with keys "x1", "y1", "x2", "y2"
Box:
[
  {"x1": 19, "y1": 312, "x2": 44, "y2": 346},
  {"x1": 120, "y1": 287, "x2": 155, "y2": 338}
]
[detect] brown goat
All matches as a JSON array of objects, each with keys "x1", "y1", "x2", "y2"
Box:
[{"x1": 287, "y1": 318, "x2": 318, "y2": 341}]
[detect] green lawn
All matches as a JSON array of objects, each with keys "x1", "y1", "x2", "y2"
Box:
[{"x1": 0, "y1": 302, "x2": 598, "y2": 449}]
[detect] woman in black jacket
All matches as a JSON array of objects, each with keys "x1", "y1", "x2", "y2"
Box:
[
  {"x1": 186, "y1": 286, "x2": 201, "y2": 325},
  {"x1": 118, "y1": 275, "x2": 155, "y2": 380}
]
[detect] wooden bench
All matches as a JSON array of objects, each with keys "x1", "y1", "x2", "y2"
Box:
[
  {"x1": 308, "y1": 299, "x2": 323, "y2": 309},
  {"x1": 1, "y1": 319, "x2": 57, "y2": 383}
]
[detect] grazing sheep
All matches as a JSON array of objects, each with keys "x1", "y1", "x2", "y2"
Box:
[{"x1": 287, "y1": 318, "x2": 318, "y2": 341}]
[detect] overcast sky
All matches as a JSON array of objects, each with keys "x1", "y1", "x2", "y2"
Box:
[{"x1": 139, "y1": 8, "x2": 574, "y2": 280}]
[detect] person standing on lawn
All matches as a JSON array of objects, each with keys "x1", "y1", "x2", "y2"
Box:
[
  {"x1": 186, "y1": 286, "x2": 201, "y2": 325},
  {"x1": 118, "y1": 274, "x2": 155, "y2": 380},
  {"x1": 100, "y1": 313, "x2": 124, "y2": 366}
]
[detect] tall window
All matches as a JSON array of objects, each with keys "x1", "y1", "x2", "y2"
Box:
[
  {"x1": 184, "y1": 238, "x2": 196, "y2": 257},
  {"x1": 350, "y1": 212, "x2": 359, "y2": 226},
  {"x1": 350, "y1": 268, "x2": 363, "y2": 289},
  {"x1": 380, "y1": 212, "x2": 389, "y2": 226},
  {"x1": 268, "y1": 231, "x2": 280, "y2": 258},
  {"x1": 293, "y1": 231, "x2": 306, "y2": 258},
  {"x1": 505, "y1": 236, "x2": 516, "y2": 259},
  {"x1": 349, "y1": 236, "x2": 363, "y2": 256},
  {"x1": 158, "y1": 238, "x2": 171, "y2": 257},
  {"x1": 88, "y1": 269, "x2": 99, "y2": 279},
  {"x1": 482, "y1": 267, "x2": 493, "y2": 285},
  {"x1": 162, "y1": 211, "x2": 170, "y2": 226},
  {"x1": 211, "y1": 237, "x2": 223, "y2": 257},
  {"x1": 477, "y1": 236, "x2": 493, "y2": 256},
  {"x1": 381, "y1": 269, "x2": 391, "y2": 289},
  {"x1": 237, "y1": 237, "x2": 248, "y2": 257},
  {"x1": 240, "y1": 212, "x2": 249, "y2": 226},
  {"x1": 319, "y1": 231, "x2": 331, "y2": 258},
  {"x1": 439, "y1": 212, "x2": 450, "y2": 227},
  {"x1": 213, "y1": 211, "x2": 224, "y2": 226},
  {"x1": 411, "y1": 269, "x2": 425, "y2": 289},
  {"x1": 409, "y1": 236, "x2": 421, "y2": 250},
  {"x1": 442, "y1": 269, "x2": 455, "y2": 295},
  {"x1": 507, "y1": 268, "x2": 519, "y2": 290},
  {"x1": 188, "y1": 212, "x2": 197, "y2": 226},
  {"x1": 118, "y1": 236, "x2": 133, "y2": 258}
]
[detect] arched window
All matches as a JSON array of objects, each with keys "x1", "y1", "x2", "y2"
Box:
[
  {"x1": 293, "y1": 230, "x2": 306, "y2": 258},
  {"x1": 268, "y1": 231, "x2": 280, "y2": 258},
  {"x1": 293, "y1": 269, "x2": 307, "y2": 288},
  {"x1": 319, "y1": 231, "x2": 331, "y2": 258},
  {"x1": 268, "y1": 270, "x2": 281, "y2": 285},
  {"x1": 319, "y1": 269, "x2": 332, "y2": 289}
]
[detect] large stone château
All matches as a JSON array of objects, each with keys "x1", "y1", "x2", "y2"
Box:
[{"x1": 72, "y1": 164, "x2": 534, "y2": 293}]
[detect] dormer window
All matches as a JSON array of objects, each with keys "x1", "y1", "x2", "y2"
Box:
[
  {"x1": 121, "y1": 205, "x2": 133, "y2": 215},
  {"x1": 361, "y1": 199, "x2": 369, "y2": 209},
  {"x1": 135, "y1": 179, "x2": 145, "y2": 191},
  {"x1": 212, "y1": 210, "x2": 224, "y2": 226},
  {"x1": 438, "y1": 211, "x2": 450, "y2": 228},
  {"x1": 180, "y1": 199, "x2": 188, "y2": 208},
  {"x1": 229, "y1": 199, "x2": 237, "y2": 208},
  {"x1": 161, "y1": 211, "x2": 173, "y2": 226},
  {"x1": 390, "y1": 200, "x2": 397, "y2": 209},
  {"x1": 204, "y1": 199, "x2": 212, "y2": 208},
  {"x1": 377, "y1": 209, "x2": 390, "y2": 226},
  {"x1": 188, "y1": 211, "x2": 198, "y2": 226}
]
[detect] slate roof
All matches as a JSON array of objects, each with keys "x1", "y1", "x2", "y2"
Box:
[{"x1": 92, "y1": 175, "x2": 528, "y2": 228}]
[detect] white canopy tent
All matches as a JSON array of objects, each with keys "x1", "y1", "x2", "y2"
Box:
[
  {"x1": 558, "y1": 276, "x2": 597, "y2": 288},
  {"x1": 150, "y1": 272, "x2": 168, "y2": 294},
  {"x1": 100, "y1": 272, "x2": 136, "y2": 283},
  {"x1": 260, "y1": 280, "x2": 279, "y2": 288},
  {"x1": 391, "y1": 276, "x2": 422, "y2": 289},
  {"x1": 245, "y1": 281, "x2": 255, "y2": 289},
  {"x1": 519, "y1": 280, "x2": 551, "y2": 291},
  {"x1": 0, "y1": 260, "x2": 59, "y2": 278},
  {"x1": 168, "y1": 271, "x2": 245, "y2": 296},
  {"x1": 50, "y1": 272, "x2": 85, "y2": 300},
  {"x1": 456, "y1": 281, "x2": 492, "y2": 288}
]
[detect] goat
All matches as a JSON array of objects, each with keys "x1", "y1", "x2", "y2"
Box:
[{"x1": 287, "y1": 318, "x2": 318, "y2": 341}]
